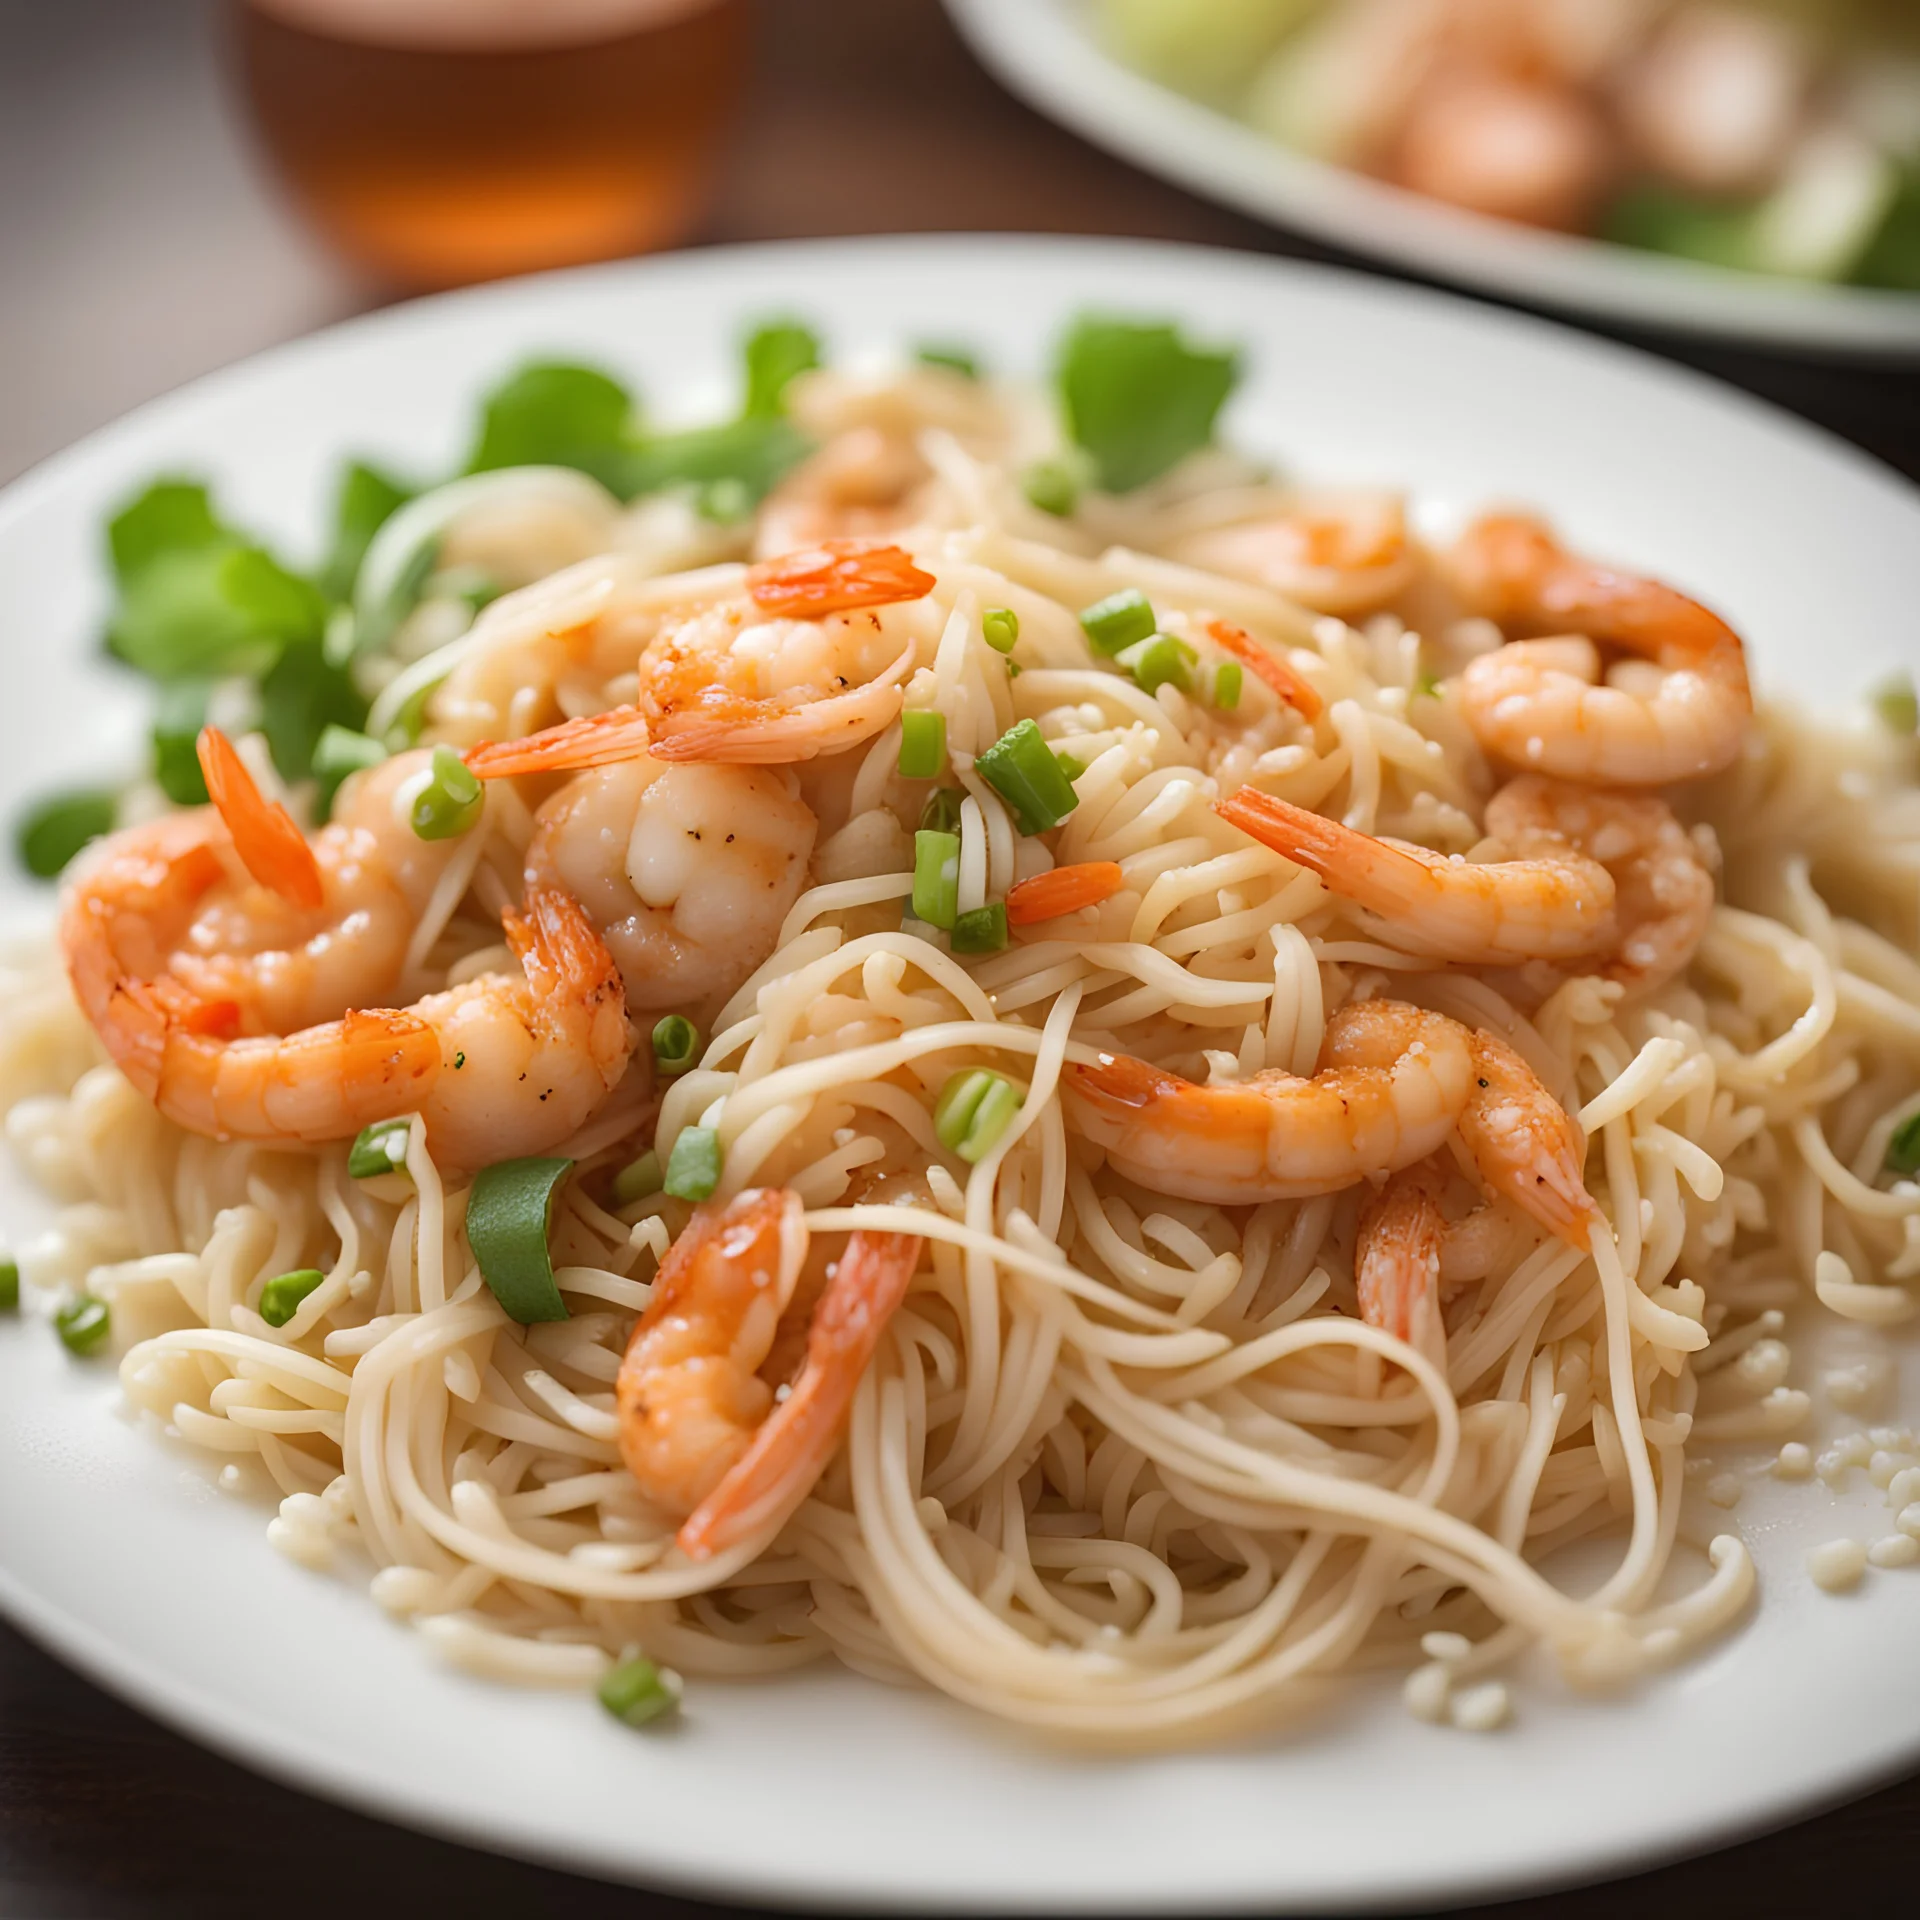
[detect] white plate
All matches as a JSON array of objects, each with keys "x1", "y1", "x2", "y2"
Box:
[
  {"x1": 945, "y1": 0, "x2": 1920, "y2": 357},
  {"x1": 1, "y1": 236, "x2": 1918, "y2": 1914}
]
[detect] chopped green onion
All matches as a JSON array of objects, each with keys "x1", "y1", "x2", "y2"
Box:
[
  {"x1": 976, "y1": 719, "x2": 1080, "y2": 836},
  {"x1": 981, "y1": 607, "x2": 1020, "y2": 654},
  {"x1": 55, "y1": 1294, "x2": 110, "y2": 1357},
  {"x1": 951, "y1": 903, "x2": 1008, "y2": 955},
  {"x1": 466, "y1": 1156, "x2": 574, "y2": 1324},
  {"x1": 1052, "y1": 749, "x2": 1087, "y2": 783},
  {"x1": 919, "y1": 788, "x2": 965, "y2": 836},
  {"x1": 259, "y1": 1268, "x2": 326, "y2": 1328},
  {"x1": 0, "y1": 1259, "x2": 18, "y2": 1312},
  {"x1": 381, "y1": 674, "x2": 442, "y2": 752},
  {"x1": 933, "y1": 1070, "x2": 1023, "y2": 1164},
  {"x1": 1211, "y1": 660, "x2": 1243, "y2": 711},
  {"x1": 313, "y1": 724, "x2": 388, "y2": 819},
  {"x1": 410, "y1": 744, "x2": 484, "y2": 842},
  {"x1": 17, "y1": 790, "x2": 117, "y2": 880},
  {"x1": 1021, "y1": 460, "x2": 1080, "y2": 518},
  {"x1": 611, "y1": 1151, "x2": 662, "y2": 1207},
  {"x1": 598, "y1": 1653, "x2": 682, "y2": 1728},
  {"x1": 1888, "y1": 1111, "x2": 1920, "y2": 1178},
  {"x1": 1116, "y1": 632, "x2": 1195, "y2": 696},
  {"x1": 898, "y1": 709, "x2": 947, "y2": 780},
  {"x1": 913, "y1": 829, "x2": 961, "y2": 931},
  {"x1": 1079, "y1": 589, "x2": 1157, "y2": 657},
  {"x1": 663, "y1": 1127, "x2": 723, "y2": 1202},
  {"x1": 652, "y1": 1014, "x2": 701, "y2": 1077},
  {"x1": 916, "y1": 344, "x2": 981, "y2": 380},
  {"x1": 348, "y1": 1117, "x2": 413, "y2": 1180},
  {"x1": 696, "y1": 476, "x2": 753, "y2": 525},
  {"x1": 153, "y1": 681, "x2": 212, "y2": 805},
  {"x1": 1871, "y1": 673, "x2": 1918, "y2": 736}
]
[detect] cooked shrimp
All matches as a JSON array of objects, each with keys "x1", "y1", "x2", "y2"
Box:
[
  {"x1": 1447, "y1": 512, "x2": 1753, "y2": 785},
  {"x1": 1168, "y1": 492, "x2": 1416, "y2": 617},
  {"x1": 754, "y1": 427, "x2": 935, "y2": 558},
  {"x1": 1063, "y1": 999, "x2": 1475, "y2": 1205},
  {"x1": 1207, "y1": 621, "x2": 1325, "y2": 721},
  {"x1": 525, "y1": 757, "x2": 816, "y2": 1020},
  {"x1": 1356, "y1": 1159, "x2": 1449, "y2": 1348},
  {"x1": 62, "y1": 734, "x2": 631, "y2": 1159},
  {"x1": 1006, "y1": 861, "x2": 1125, "y2": 929},
  {"x1": 1482, "y1": 775, "x2": 1715, "y2": 991},
  {"x1": 465, "y1": 541, "x2": 941, "y2": 776},
  {"x1": 1217, "y1": 786, "x2": 1619, "y2": 967},
  {"x1": 615, "y1": 1187, "x2": 923, "y2": 1561}
]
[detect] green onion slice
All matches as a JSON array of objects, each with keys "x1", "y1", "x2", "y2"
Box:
[
  {"x1": 976, "y1": 720, "x2": 1080, "y2": 837},
  {"x1": 1116, "y1": 632, "x2": 1195, "y2": 695},
  {"x1": 410, "y1": 744, "x2": 484, "y2": 842},
  {"x1": 598, "y1": 1654, "x2": 682, "y2": 1728},
  {"x1": 1888, "y1": 1111, "x2": 1920, "y2": 1178},
  {"x1": 663, "y1": 1127, "x2": 723, "y2": 1202},
  {"x1": 981, "y1": 607, "x2": 1020, "y2": 654},
  {"x1": 348, "y1": 1117, "x2": 413, "y2": 1180},
  {"x1": 313, "y1": 724, "x2": 388, "y2": 820},
  {"x1": 951, "y1": 903, "x2": 1009, "y2": 955},
  {"x1": 1211, "y1": 660, "x2": 1244, "y2": 711},
  {"x1": 259, "y1": 1268, "x2": 326, "y2": 1328},
  {"x1": 466, "y1": 1156, "x2": 574, "y2": 1324},
  {"x1": 611, "y1": 1151, "x2": 662, "y2": 1208},
  {"x1": 652, "y1": 1014, "x2": 701, "y2": 1077},
  {"x1": 898, "y1": 709, "x2": 947, "y2": 780},
  {"x1": 55, "y1": 1293, "x2": 110, "y2": 1356},
  {"x1": 933, "y1": 1070, "x2": 1024, "y2": 1164},
  {"x1": 1079, "y1": 589, "x2": 1156, "y2": 656},
  {"x1": 0, "y1": 1259, "x2": 18, "y2": 1312},
  {"x1": 913, "y1": 829, "x2": 961, "y2": 931},
  {"x1": 1021, "y1": 460, "x2": 1079, "y2": 518}
]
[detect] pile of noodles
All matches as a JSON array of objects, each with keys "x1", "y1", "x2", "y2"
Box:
[{"x1": 5, "y1": 364, "x2": 1919, "y2": 1742}]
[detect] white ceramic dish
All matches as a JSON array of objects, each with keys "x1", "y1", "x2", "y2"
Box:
[
  {"x1": 1, "y1": 236, "x2": 1917, "y2": 1913},
  {"x1": 945, "y1": 0, "x2": 1920, "y2": 357}
]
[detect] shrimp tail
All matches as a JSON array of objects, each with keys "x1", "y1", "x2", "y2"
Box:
[
  {"x1": 465, "y1": 706, "x2": 653, "y2": 781},
  {"x1": 676, "y1": 1229, "x2": 923, "y2": 1562},
  {"x1": 1356, "y1": 1162, "x2": 1447, "y2": 1346},
  {"x1": 745, "y1": 539, "x2": 935, "y2": 620},
  {"x1": 1460, "y1": 1029, "x2": 1596, "y2": 1249},
  {"x1": 643, "y1": 641, "x2": 916, "y2": 765},
  {"x1": 1206, "y1": 621, "x2": 1324, "y2": 720},
  {"x1": 197, "y1": 728, "x2": 324, "y2": 909}
]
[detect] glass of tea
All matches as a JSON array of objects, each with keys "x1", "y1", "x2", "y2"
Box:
[{"x1": 229, "y1": 0, "x2": 748, "y2": 288}]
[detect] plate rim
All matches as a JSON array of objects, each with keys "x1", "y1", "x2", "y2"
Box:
[
  {"x1": 1, "y1": 231, "x2": 1919, "y2": 1914},
  {"x1": 942, "y1": 0, "x2": 1920, "y2": 357}
]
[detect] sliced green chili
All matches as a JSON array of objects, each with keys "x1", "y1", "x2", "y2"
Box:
[
  {"x1": 348, "y1": 1117, "x2": 413, "y2": 1180},
  {"x1": 652, "y1": 1015, "x2": 700, "y2": 1078},
  {"x1": 55, "y1": 1294, "x2": 110, "y2": 1356},
  {"x1": 913, "y1": 829, "x2": 961, "y2": 931},
  {"x1": 466, "y1": 1156, "x2": 574, "y2": 1324},
  {"x1": 663, "y1": 1127, "x2": 723, "y2": 1202},
  {"x1": 898, "y1": 709, "x2": 947, "y2": 780},
  {"x1": 410, "y1": 744, "x2": 484, "y2": 842},
  {"x1": 1079, "y1": 588, "x2": 1156, "y2": 656},
  {"x1": 951, "y1": 903, "x2": 1008, "y2": 955},
  {"x1": 259, "y1": 1268, "x2": 326, "y2": 1328},
  {"x1": 598, "y1": 1653, "x2": 682, "y2": 1728},
  {"x1": 976, "y1": 719, "x2": 1079, "y2": 836},
  {"x1": 981, "y1": 607, "x2": 1020, "y2": 654}
]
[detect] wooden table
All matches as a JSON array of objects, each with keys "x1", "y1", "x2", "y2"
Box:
[{"x1": 3, "y1": 1, "x2": 1917, "y2": 1913}]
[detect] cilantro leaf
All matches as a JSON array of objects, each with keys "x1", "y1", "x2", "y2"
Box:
[
  {"x1": 152, "y1": 681, "x2": 212, "y2": 805},
  {"x1": 261, "y1": 637, "x2": 370, "y2": 786},
  {"x1": 17, "y1": 791, "x2": 118, "y2": 879},
  {"x1": 614, "y1": 417, "x2": 811, "y2": 505},
  {"x1": 1055, "y1": 317, "x2": 1240, "y2": 494},
  {"x1": 742, "y1": 320, "x2": 821, "y2": 419},
  {"x1": 464, "y1": 362, "x2": 637, "y2": 488},
  {"x1": 321, "y1": 461, "x2": 416, "y2": 604},
  {"x1": 107, "y1": 541, "x2": 326, "y2": 682},
  {"x1": 108, "y1": 480, "x2": 224, "y2": 582}
]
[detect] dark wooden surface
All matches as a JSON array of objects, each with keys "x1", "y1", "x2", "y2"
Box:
[{"x1": 4, "y1": 1, "x2": 1918, "y2": 1914}]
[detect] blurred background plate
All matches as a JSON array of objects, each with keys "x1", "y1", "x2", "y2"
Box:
[
  {"x1": 1, "y1": 234, "x2": 1918, "y2": 1913},
  {"x1": 945, "y1": 0, "x2": 1920, "y2": 356}
]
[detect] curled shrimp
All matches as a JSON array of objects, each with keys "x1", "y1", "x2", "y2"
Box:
[
  {"x1": 465, "y1": 540, "x2": 939, "y2": 777},
  {"x1": 1066, "y1": 999, "x2": 1595, "y2": 1237},
  {"x1": 1063, "y1": 999, "x2": 1475, "y2": 1205},
  {"x1": 61, "y1": 730, "x2": 632, "y2": 1163},
  {"x1": 1217, "y1": 785, "x2": 1618, "y2": 968},
  {"x1": 1447, "y1": 512, "x2": 1753, "y2": 785},
  {"x1": 615, "y1": 1187, "x2": 923, "y2": 1562},
  {"x1": 1168, "y1": 492, "x2": 1416, "y2": 617},
  {"x1": 1355, "y1": 1159, "x2": 1449, "y2": 1351}
]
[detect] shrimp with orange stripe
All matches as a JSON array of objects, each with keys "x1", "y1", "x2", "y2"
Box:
[
  {"x1": 467, "y1": 538, "x2": 943, "y2": 779},
  {"x1": 59, "y1": 728, "x2": 632, "y2": 1168}
]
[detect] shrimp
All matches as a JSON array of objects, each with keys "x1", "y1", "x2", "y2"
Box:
[
  {"x1": 1217, "y1": 786, "x2": 1619, "y2": 967},
  {"x1": 1167, "y1": 492, "x2": 1416, "y2": 617},
  {"x1": 465, "y1": 540, "x2": 941, "y2": 776},
  {"x1": 1355, "y1": 1159, "x2": 1449, "y2": 1349},
  {"x1": 524, "y1": 757, "x2": 816, "y2": 1021},
  {"x1": 62, "y1": 731, "x2": 632, "y2": 1161},
  {"x1": 1446, "y1": 512, "x2": 1753, "y2": 785},
  {"x1": 1063, "y1": 1000, "x2": 1475, "y2": 1205},
  {"x1": 754, "y1": 426, "x2": 935, "y2": 558},
  {"x1": 1482, "y1": 775, "x2": 1715, "y2": 992},
  {"x1": 615, "y1": 1187, "x2": 923, "y2": 1561}
]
